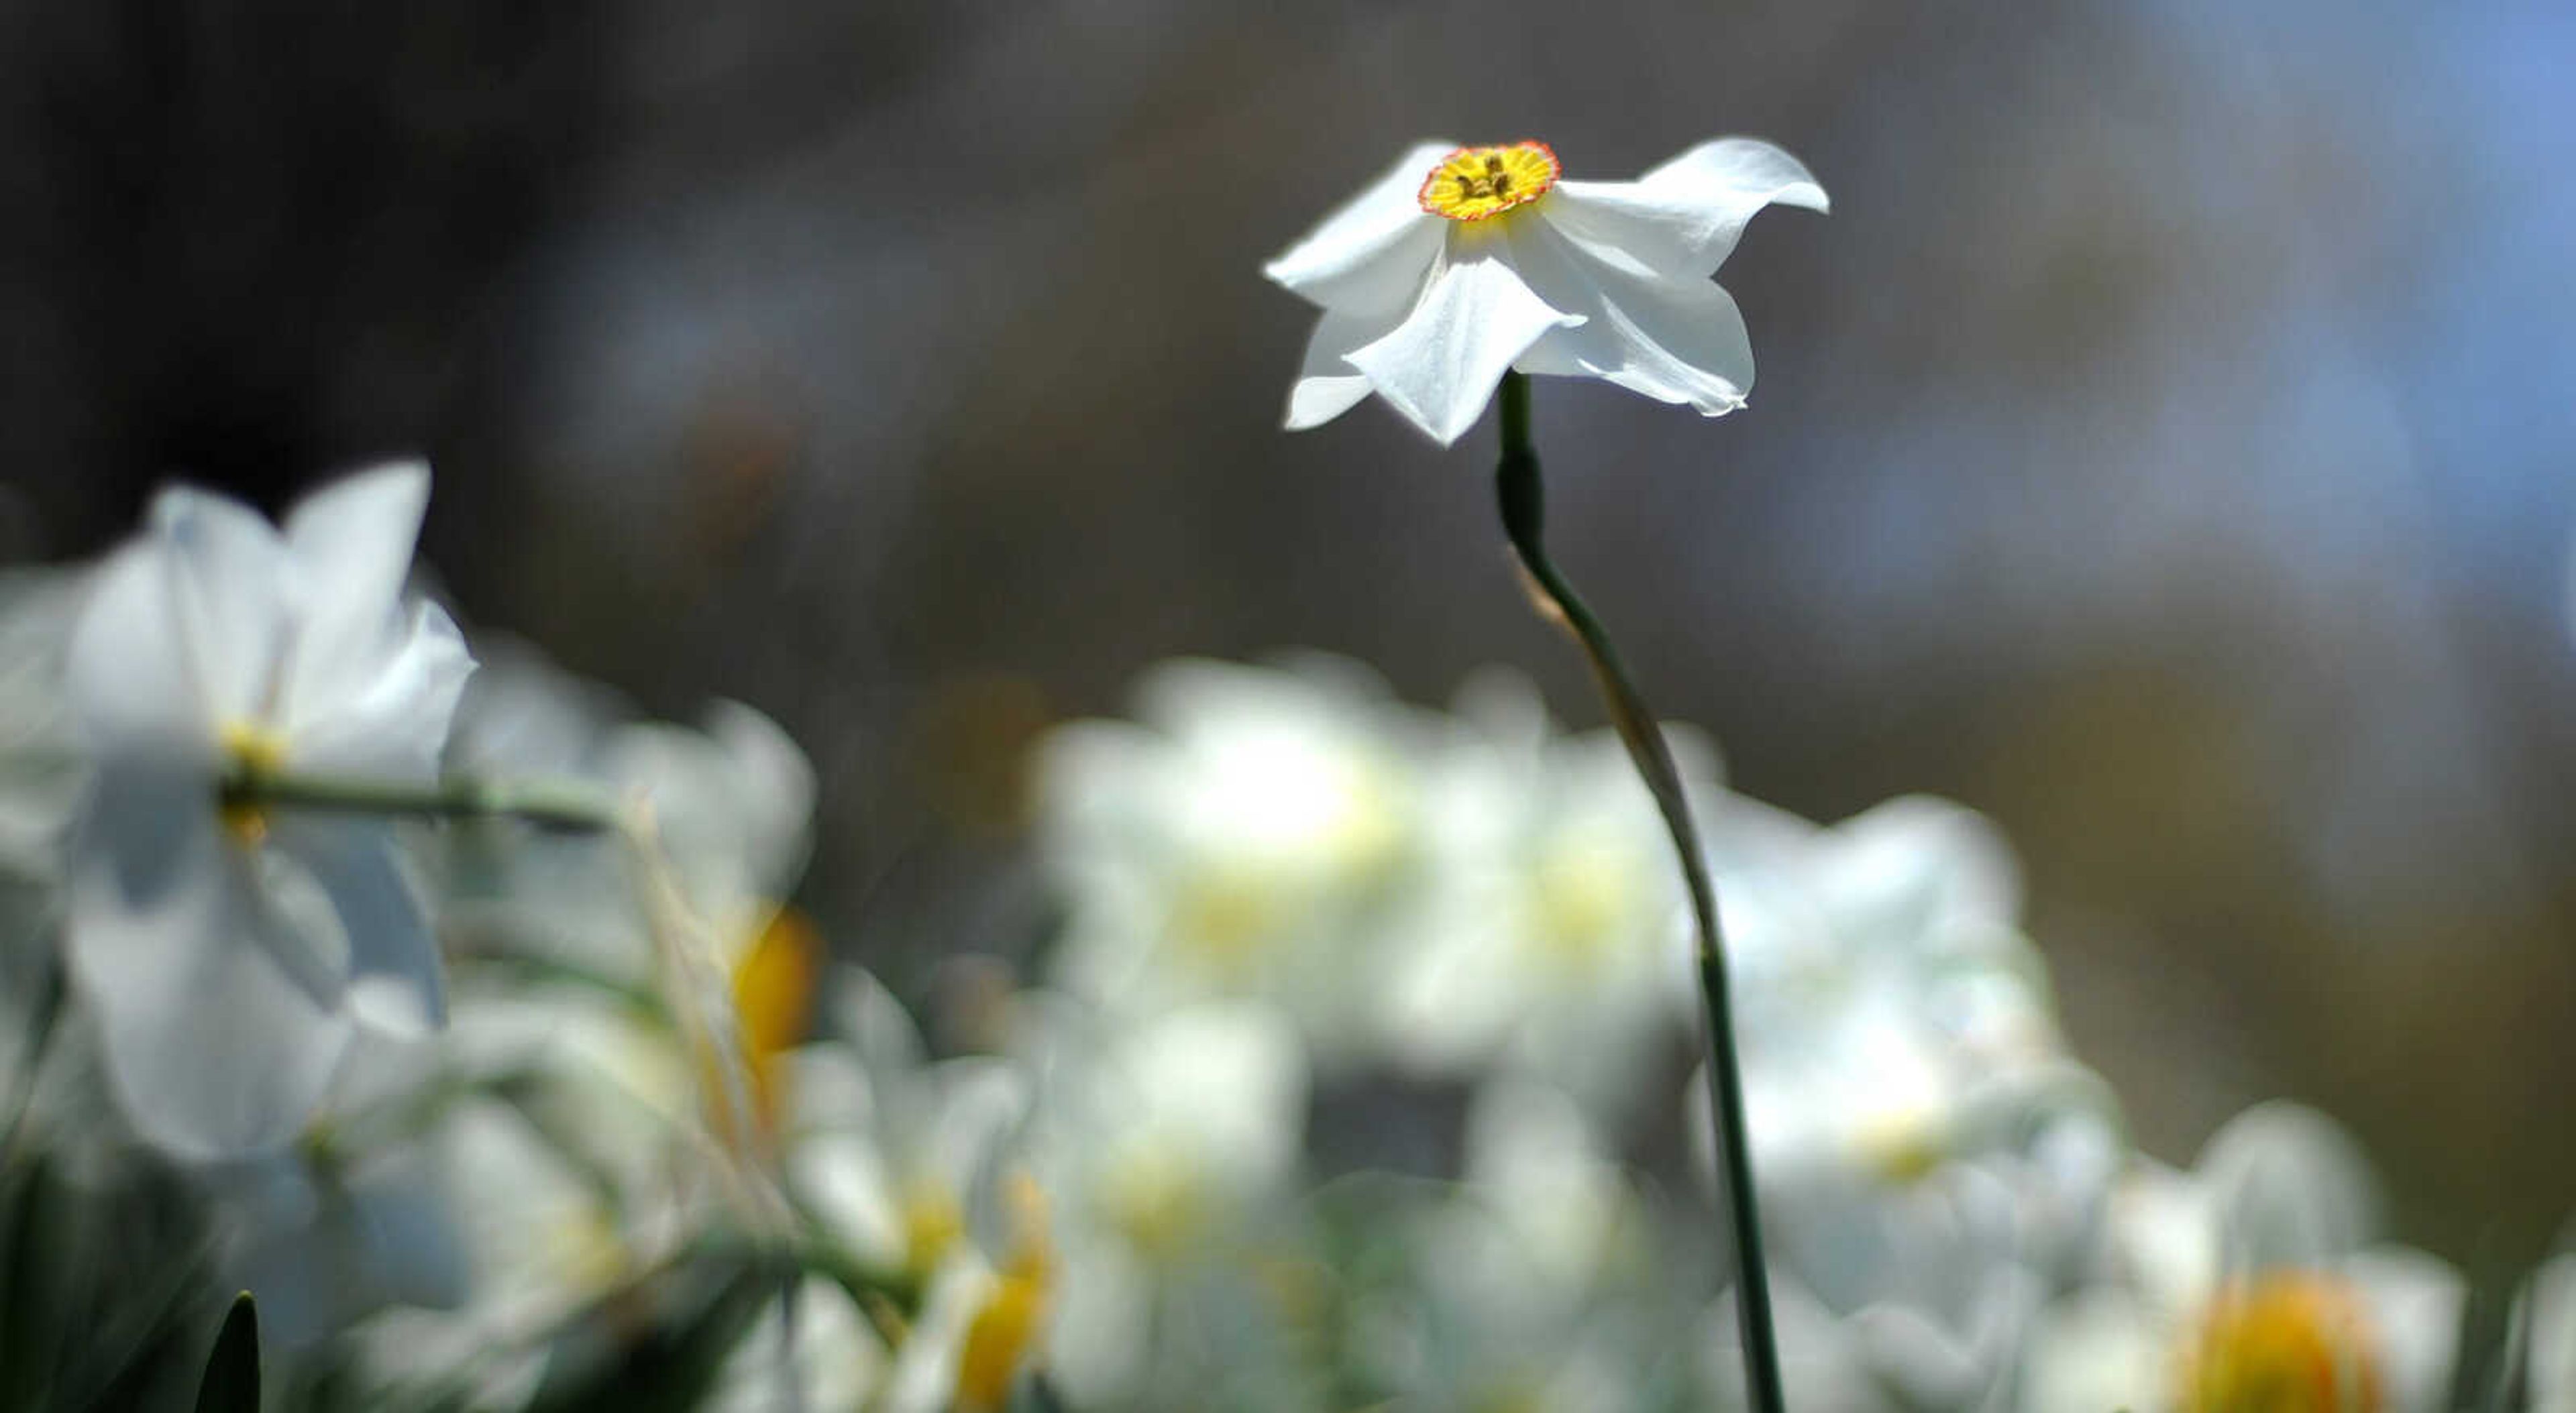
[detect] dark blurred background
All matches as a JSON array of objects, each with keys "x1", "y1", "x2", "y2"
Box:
[{"x1": 4, "y1": 0, "x2": 2571, "y2": 1288}]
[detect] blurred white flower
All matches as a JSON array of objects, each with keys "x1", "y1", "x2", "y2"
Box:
[
  {"x1": 1386, "y1": 1078, "x2": 1681, "y2": 1412},
  {"x1": 211, "y1": 1035, "x2": 471, "y2": 1349},
  {"x1": 1038, "y1": 657, "x2": 1427, "y2": 1059},
  {"x1": 1031, "y1": 998, "x2": 1308, "y2": 1264},
  {"x1": 785, "y1": 968, "x2": 1033, "y2": 1285},
  {"x1": 1266, "y1": 137, "x2": 1826, "y2": 444},
  {"x1": 62, "y1": 464, "x2": 472, "y2": 1157},
  {"x1": 1380, "y1": 675, "x2": 1718, "y2": 1110},
  {"x1": 1688, "y1": 797, "x2": 2120, "y2": 1408},
  {"x1": 971, "y1": 995, "x2": 1311, "y2": 1407},
  {"x1": 2022, "y1": 1101, "x2": 2463, "y2": 1413},
  {"x1": 2525, "y1": 1246, "x2": 2576, "y2": 1413}
]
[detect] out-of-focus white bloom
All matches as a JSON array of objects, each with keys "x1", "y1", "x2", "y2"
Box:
[
  {"x1": 2022, "y1": 1102, "x2": 2463, "y2": 1413},
  {"x1": 1690, "y1": 797, "x2": 2120, "y2": 1408},
  {"x1": 442, "y1": 651, "x2": 813, "y2": 994},
  {"x1": 1333, "y1": 1080, "x2": 1680, "y2": 1413},
  {"x1": 62, "y1": 464, "x2": 472, "y2": 1157},
  {"x1": 1031, "y1": 998, "x2": 1308, "y2": 1263},
  {"x1": 2526, "y1": 1247, "x2": 2576, "y2": 1413},
  {"x1": 1039, "y1": 657, "x2": 1427, "y2": 1059},
  {"x1": 876, "y1": 1169, "x2": 1059, "y2": 1413},
  {"x1": 785, "y1": 968, "x2": 1032, "y2": 1286},
  {"x1": 1266, "y1": 137, "x2": 1826, "y2": 444},
  {"x1": 442, "y1": 651, "x2": 822, "y2": 1175},
  {"x1": 986, "y1": 996, "x2": 1309, "y2": 1407},
  {"x1": 1381, "y1": 673, "x2": 1716, "y2": 1110},
  {"x1": 211, "y1": 1035, "x2": 470, "y2": 1349}
]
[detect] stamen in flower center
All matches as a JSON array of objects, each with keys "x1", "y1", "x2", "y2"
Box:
[
  {"x1": 217, "y1": 721, "x2": 290, "y2": 845},
  {"x1": 1419, "y1": 142, "x2": 1561, "y2": 221},
  {"x1": 2178, "y1": 1274, "x2": 2383, "y2": 1413}
]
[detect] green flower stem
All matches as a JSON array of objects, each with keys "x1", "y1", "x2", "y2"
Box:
[
  {"x1": 218, "y1": 767, "x2": 622, "y2": 834},
  {"x1": 1492, "y1": 371, "x2": 1784, "y2": 1413}
]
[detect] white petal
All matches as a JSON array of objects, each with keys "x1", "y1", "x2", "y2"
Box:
[
  {"x1": 1346, "y1": 241, "x2": 1583, "y2": 445},
  {"x1": 2524, "y1": 1253, "x2": 2576, "y2": 1409},
  {"x1": 1506, "y1": 215, "x2": 1756, "y2": 414},
  {"x1": 272, "y1": 818, "x2": 445, "y2": 1035},
  {"x1": 281, "y1": 461, "x2": 432, "y2": 716},
  {"x1": 2346, "y1": 1247, "x2": 2465, "y2": 1413},
  {"x1": 289, "y1": 600, "x2": 475, "y2": 781},
  {"x1": 1285, "y1": 304, "x2": 1408, "y2": 431},
  {"x1": 65, "y1": 544, "x2": 213, "y2": 757},
  {"x1": 2015, "y1": 1292, "x2": 2165, "y2": 1413},
  {"x1": 68, "y1": 787, "x2": 354, "y2": 1156},
  {"x1": 150, "y1": 485, "x2": 288, "y2": 724},
  {"x1": 1263, "y1": 142, "x2": 1454, "y2": 312},
  {"x1": 226, "y1": 1145, "x2": 469, "y2": 1347},
  {"x1": 1546, "y1": 137, "x2": 1827, "y2": 280},
  {"x1": 2195, "y1": 1100, "x2": 2377, "y2": 1272}
]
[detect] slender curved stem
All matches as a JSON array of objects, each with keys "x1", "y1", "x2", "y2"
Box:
[{"x1": 1492, "y1": 372, "x2": 1784, "y2": 1413}]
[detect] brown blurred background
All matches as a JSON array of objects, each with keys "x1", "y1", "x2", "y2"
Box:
[{"x1": 4, "y1": 0, "x2": 2572, "y2": 1296}]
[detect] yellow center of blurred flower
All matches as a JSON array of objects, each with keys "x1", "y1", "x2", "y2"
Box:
[
  {"x1": 217, "y1": 721, "x2": 288, "y2": 845},
  {"x1": 902, "y1": 1183, "x2": 966, "y2": 1278},
  {"x1": 1419, "y1": 142, "x2": 1562, "y2": 221},
  {"x1": 2178, "y1": 1274, "x2": 2383, "y2": 1413},
  {"x1": 545, "y1": 1204, "x2": 635, "y2": 1299},
  {"x1": 1529, "y1": 836, "x2": 1645, "y2": 971},
  {"x1": 698, "y1": 906, "x2": 820, "y2": 1149},
  {"x1": 955, "y1": 1173, "x2": 1056, "y2": 1412},
  {"x1": 1171, "y1": 870, "x2": 1279, "y2": 973},
  {"x1": 1099, "y1": 1145, "x2": 1210, "y2": 1259},
  {"x1": 1851, "y1": 1106, "x2": 1947, "y2": 1184}
]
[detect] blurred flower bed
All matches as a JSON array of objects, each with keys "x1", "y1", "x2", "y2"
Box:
[{"x1": 0, "y1": 469, "x2": 2557, "y2": 1411}]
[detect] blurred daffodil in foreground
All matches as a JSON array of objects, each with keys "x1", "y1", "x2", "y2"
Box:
[
  {"x1": 64, "y1": 463, "x2": 471, "y2": 1157},
  {"x1": 1266, "y1": 137, "x2": 1827, "y2": 444}
]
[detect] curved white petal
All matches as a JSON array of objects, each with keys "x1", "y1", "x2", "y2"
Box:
[
  {"x1": 1284, "y1": 304, "x2": 1407, "y2": 431},
  {"x1": 66, "y1": 544, "x2": 213, "y2": 758},
  {"x1": 2345, "y1": 1247, "x2": 2465, "y2": 1413},
  {"x1": 2195, "y1": 1100, "x2": 2377, "y2": 1273},
  {"x1": 227, "y1": 1145, "x2": 470, "y2": 1347},
  {"x1": 1505, "y1": 216, "x2": 1755, "y2": 414},
  {"x1": 281, "y1": 461, "x2": 432, "y2": 716},
  {"x1": 272, "y1": 817, "x2": 445, "y2": 1035},
  {"x1": 1546, "y1": 137, "x2": 1827, "y2": 280},
  {"x1": 150, "y1": 486, "x2": 288, "y2": 724},
  {"x1": 1346, "y1": 243, "x2": 1583, "y2": 445},
  {"x1": 2524, "y1": 1253, "x2": 2576, "y2": 1410},
  {"x1": 69, "y1": 786, "x2": 354, "y2": 1156},
  {"x1": 290, "y1": 601, "x2": 474, "y2": 781},
  {"x1": 2015, "y1": 1292, "x2": 2163, "y2": 1413},
  {"x1": 1263, "y1": 142, "x2": 1454, "y2": 312}
]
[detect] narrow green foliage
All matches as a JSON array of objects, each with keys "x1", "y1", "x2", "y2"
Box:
[{"x1": 193, "y1": 1293, "x2": 260, "y2": 1413}]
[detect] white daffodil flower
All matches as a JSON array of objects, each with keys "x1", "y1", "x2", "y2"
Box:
[
  {"x1": 1267, "y1": 137, "x2": 1827, "y2": 444},
  {"x1": 1038, "y1": 657, "x2": 1429, "y2": 1060},
  {"x1": 2021, "y1": 1102, "x2": 2464, "y2": 1413},
  {"x1": 211, "y1": 1038, "x2": 472, "y2": 1350},
  {"x1": 1688, "y1": 797, "x2": 2121, "y2": 1409},
  {"x1": 63, "y1": 464, "x2": 472, "y2": 1158},
  {"x1": 1380, "y1": 673, "x2": 1721, "y2": 1114}
]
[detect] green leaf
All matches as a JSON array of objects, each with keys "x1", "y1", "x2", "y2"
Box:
[{"x1": 193, "y1": 1292, "x2": 260, "y2": 1413}]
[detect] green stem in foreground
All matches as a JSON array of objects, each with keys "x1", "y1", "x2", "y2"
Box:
[
  {"x1": 219, "y1": 767, "x2": 622, "y2": 834},
  {"x1": 1492, "y1": 372, "x2": 1785, "y2": 1413}
]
